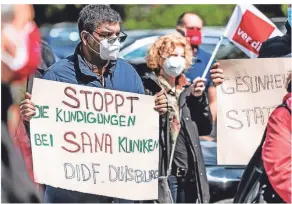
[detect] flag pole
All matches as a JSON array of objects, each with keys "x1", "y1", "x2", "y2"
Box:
[
  {"x1": 201, "y1": 36, "x2": 224, "y2": 79},
  {"x1": 200, "y1": 4, "x2": 234, "y2": 79}
]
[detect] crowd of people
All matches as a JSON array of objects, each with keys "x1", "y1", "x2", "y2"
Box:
[{"x1": 1, "y1": 4, "x2": 291, "y2": 203}]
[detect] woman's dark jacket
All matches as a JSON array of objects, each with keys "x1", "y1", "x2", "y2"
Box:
[{"x1": 139, "y1": 67, "x2": 212, "y2": 203}]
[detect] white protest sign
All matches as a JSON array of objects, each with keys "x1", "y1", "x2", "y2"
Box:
[
  {"x1": 217, "y1": 58, "x2": 290, "y2": 165},
  {"x1": 30, "y1": 78, "x2": 159, "y2": 200}
]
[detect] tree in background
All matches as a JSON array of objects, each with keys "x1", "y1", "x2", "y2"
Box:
[
  {"x1": 123, "y1": 5, "x2": 236, "y2": 29},
  {"x1": 33, "y1": 5, "x2": 84, "y2": 27},
  {"x1": 33, "y1": 4, "x2": 288, "y2": 29}
]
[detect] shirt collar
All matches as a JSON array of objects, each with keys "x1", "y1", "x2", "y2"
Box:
[{"x1": 158, "y1": 76, "x2": 183, "y2": 98}]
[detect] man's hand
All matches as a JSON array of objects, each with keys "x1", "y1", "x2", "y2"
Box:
[
  {"x1": 20, "y1": 92, "x2": 36, "y2": 121},
  {"x1": 210, "y1": 62, "x2": 224, "y2": 87},
  {"x1": 191, "y1": 77, "x2": 206, "y2": 97},
  {"x1": 154, "y1": 90, "x2": 168, "y2": 115}
]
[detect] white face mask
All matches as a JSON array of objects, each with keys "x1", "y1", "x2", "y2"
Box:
[
  {"x1": 87, "y1": 34, "x2": 121, "y2": 60},
  {"x1": 99, "y1": 38, "x2": 121, "y2": 60},
  {"x1": 162, "y1": 56, "x2": 186, "y2": 78}
]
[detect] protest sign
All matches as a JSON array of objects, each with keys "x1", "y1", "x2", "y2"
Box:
[
  {"x1": 30, "y1": 78, "x2": 159, "y2": 200},
  {"x1": 217, "y1": 58, "x2": 290, "y2": 165}
]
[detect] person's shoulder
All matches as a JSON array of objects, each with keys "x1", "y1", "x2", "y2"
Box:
[
  {"x1": 43, "y1": 55, "x2": 75, "y2": 79},
  {"x1": 198, "y1": 47, "x2": 211, "y2": 58},
  {"x1": 115, "y1": 58, "x2": 139, "y2": 75},
  {"x1": 48, "y1": 55, "x2": 74, "y2": 71},
  {"x1": 258, "y1": 35, "x2": 290, "y2": 58},
  {"x1": 41, "y1": 40, "x2": 50, "y2": 48},
  {"x1": 116, "y1": 58, "x2": 134, "y2": 68},
  {"x1": 261, "y1": 36, "x2": 283, "y2": 49},
  {"x1": 40, "y1": 40, "x2": 56, "y2": 68},
  {"x1": 269, "y1": 103, "x2": 291, "y2": 124}
]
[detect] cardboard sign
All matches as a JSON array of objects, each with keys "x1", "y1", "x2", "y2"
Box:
[
  {"x1": 217, "y1": 58, "x2": 290, "y2": 165},
  {"x1": 30, "y1": 78, "x2": 159, "y2": 200}
]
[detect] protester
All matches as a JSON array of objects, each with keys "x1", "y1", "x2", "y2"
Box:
[
  {"x1": 234, "y1": 72, "x2": 291, "y2": 203},
  {"x1": 1, "y1": 4, "x2": 42, "y2": 203},
  {"x1": 261, "y1": 73, "x2": 291, "y2": 203},
  {"x1": 139, "y1": 33, "x2": 191, "y2": 203},
  {"x1": 258, "y1": 4, "x2": 291, "y2": 58},
  {"x1": 144, "y1": 33, "x2": 224, "y2": 203},
  {"x1": 13, "y1": 40, "x2": 57, "y2": 193},
  {"x1": 170, "y1": 63, "x2": 223, "y2": 204},
  {"x1": 234, "y1": 6, "x2": 291, "y2": 203},
  {"x1": 176, "y1": 12, "x2": 217, "y2": 123},
  {"x1": 19, "y1": 4, "x2": 168, "y2": 203}
]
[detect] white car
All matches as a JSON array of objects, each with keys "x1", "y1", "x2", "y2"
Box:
[{"x1": 119, "y1": 27, "x2": 230, "y2": 64}]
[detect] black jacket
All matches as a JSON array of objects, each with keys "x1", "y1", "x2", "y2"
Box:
[
  {"x1": 141, "y1": 71, "x2": 171, "y2": 177},
  {"x1": 140, "y1": 69, "x2": 212, "y2": 203},
  {"x1": 177, "y1": 86, "x2": 211, "y2": 203},
  {"x1": 258, "y1": 21, "x2": 291, "y2": 58}
]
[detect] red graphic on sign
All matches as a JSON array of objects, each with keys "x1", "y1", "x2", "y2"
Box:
[{"x1": 232, "y1": 10, "x2": 275, "y2": 55}]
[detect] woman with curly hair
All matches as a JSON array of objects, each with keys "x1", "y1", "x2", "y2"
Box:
[
  {"x1": 141, "y1": 33, "x2": 224, "y2": 203},
  {"x1": 146, "y1": 33, "x2": 194, "y2": 143}
]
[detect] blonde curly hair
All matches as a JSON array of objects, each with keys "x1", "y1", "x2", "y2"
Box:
[{"x1": 146, "y1": 33, "x2": 193, "y2": 71}]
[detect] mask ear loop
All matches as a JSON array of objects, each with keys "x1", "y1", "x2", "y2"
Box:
[{"x1": 82, "y1": 31, "x2": 101, "y2": 55}]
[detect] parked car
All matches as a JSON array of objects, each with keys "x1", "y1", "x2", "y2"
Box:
[
  {"x1": 42, "y1": 22, "x2": 80, "y2": 59},
  {"x1": 120, "y1": 29, "x2": 157, "y2": 50},
  {"x1": 270, "y1": 17, "x2": 287, "y2": 33},
  {"x1": 119, "y1": 27, "x2": 230, "y2": 63},
  {"x1": 41, "y1": 16, "x2": 286, "y2": 60},
  {"x1": 201, "y1": 140, "x2": 245, "y2": 203}
]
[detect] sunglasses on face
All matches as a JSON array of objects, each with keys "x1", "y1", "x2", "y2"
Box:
[{"x1": 92, "y1": 30, "x2": 127, "y2": 44}]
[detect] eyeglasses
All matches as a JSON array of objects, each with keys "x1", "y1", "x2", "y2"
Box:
[{"x1": 93, "y1": 30, "x2": 127, "y2": 44}]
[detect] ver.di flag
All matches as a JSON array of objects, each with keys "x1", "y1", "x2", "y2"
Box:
[{"x1": 223, "y1": 4, "x2": 283, "y2": 58}]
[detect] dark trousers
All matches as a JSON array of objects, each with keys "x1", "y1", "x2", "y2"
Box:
[{"x1": 169, "y1": 175, "x2": 198, "y2": 203}]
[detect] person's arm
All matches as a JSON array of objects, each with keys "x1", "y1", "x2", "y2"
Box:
[
  {"x1": 135, "y1": 72, "x2": 145, "y2": 95},
  {"x1": 206, "y1": 61, "x2": 217, "y2": 122},
  {"x1": 132, "y1": 67, "x2": 167, "y2": 115},
  {"x1": 262, "y1": 107, "x2": 291, "y2": 203},
  {"x1": 20, "y1": 68, "x2": 59, "y2": 122},
  {"x1": 186, "y1": 77, "x2": 212, "y2": 136},
  {"x1": 208, "y1": 85, "x2": 216, "y2": 122},
  {"x1": 187, "y1": 92, "x2": 212, "y2": 136},
  {"x1": 209, "y1": 62, "x2": 225, "y2": 123}
]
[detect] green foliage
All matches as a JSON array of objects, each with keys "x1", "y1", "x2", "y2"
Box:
[
  {"x1": 281, "y1": 4, "x2": 288, "y2": 16},
  {"x1": 123, "y1": 5, "x2": 236, "y2": 30},
  {"x1": 34, "y1": 4, "x2": 286, "y2": 29}
]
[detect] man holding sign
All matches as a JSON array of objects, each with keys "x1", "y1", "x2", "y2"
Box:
[{"x1": 20, "y1": 5, "x2": 167, "y2": 203}]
